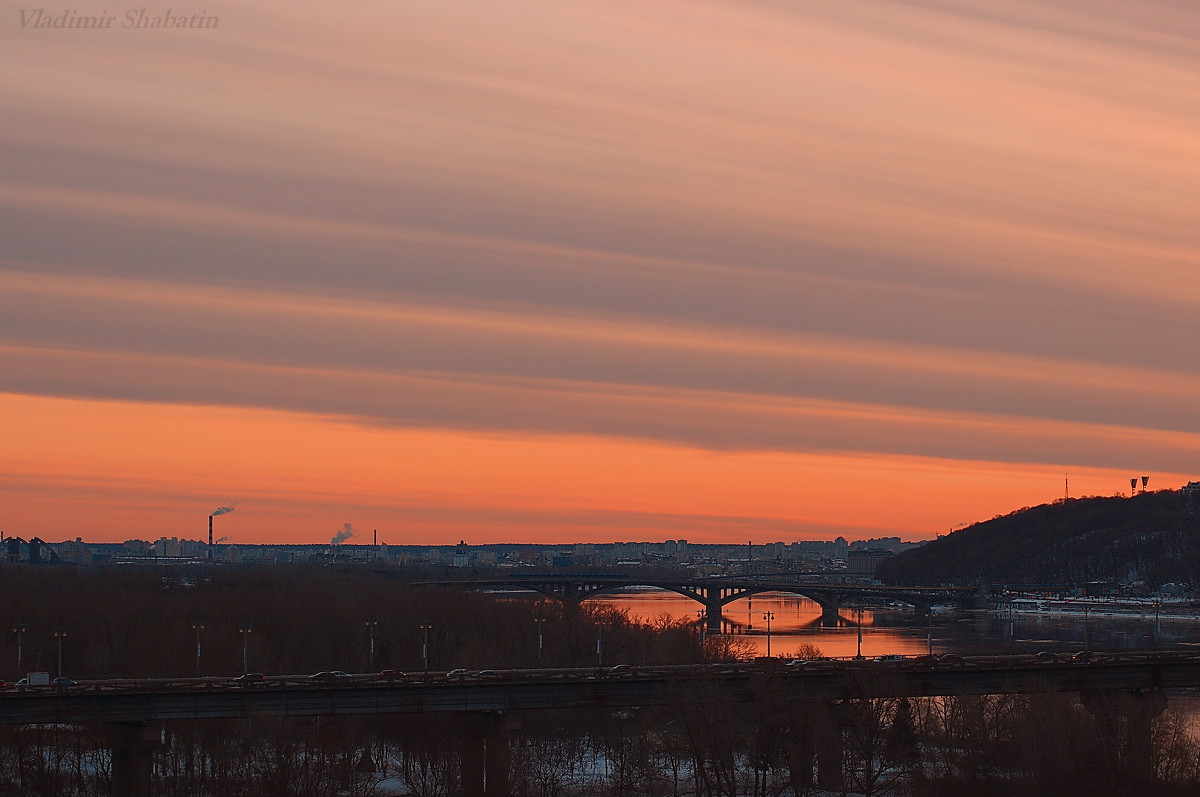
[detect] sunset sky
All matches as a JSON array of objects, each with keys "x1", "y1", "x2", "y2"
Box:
[{"x1": 3, "y1": 0, "x2": 1199, "y2": 545}]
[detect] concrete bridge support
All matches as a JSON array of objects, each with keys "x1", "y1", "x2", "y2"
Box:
[
  {"x1": 689, "y1": 586, "x2": 726, "y2": 634},
  {"x1": 460, "y1": 712, "x2": 512, "y2": 797},
  {"x1": 817, "y1": 599, "x2": 841, "y2": 626},
  {"x1": 105, "y1": 721, "x2": 159, "y2": 797},
  {"x1": 1081, "y1": 688, "x2": 1167, "y2": 791},
  {"x1": 704, "y1": 603, "x2": 722, "y2": 634},
  {"x1": 813, "y1": 701, "x2": 845, "y2": 791},
  {"x1": 698, "y1": 589, "x2": 723, "y2": 634}
]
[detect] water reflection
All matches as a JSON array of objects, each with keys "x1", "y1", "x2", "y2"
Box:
[{"x1": 593, "y1": 588, "x2": 1200, "y2": 659}]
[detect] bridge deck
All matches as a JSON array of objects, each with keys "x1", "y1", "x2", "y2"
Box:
[{"x1": 3, "y1": 653, "x2": 1198, "y2": 724}]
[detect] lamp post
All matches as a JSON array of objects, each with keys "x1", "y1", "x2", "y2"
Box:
[
  {"x1": 419, "y1": 621, "x2": 432, "y2": 673},
  {"x1": 534, "y1": 614, "x2": 545, "y2": 667},
  {"x1": 926, "y1": 608, "x2": 933, "y2": 657},
  {"x1": 11, "y1": 623, "x2": 26, "y2": 674},
  {"x1": 192, "y1": 620, "x2": 205, "y2": 676},
  {"x1": 53, "y1": 627, "x2": 66, "y2": 681},
  {"x1": 596, "y1": 627, "x2": 604, "y2": 668},
  {"x1": 238, "y1": 624, "x2": 252, "y2": 674},
  {"x1": 856, "y1": 606, "x2": 864, "y2": 660},
  {"x1": 365, "y1": 618, "x2": 378, "y2": 672},
  {"x1": 763, "y1": 611, "x2": 775, "y2": 658},
  {"x1": 696, "y1": 610, "x2": 707, "y2": 648}
]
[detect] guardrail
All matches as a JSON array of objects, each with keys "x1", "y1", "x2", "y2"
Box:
[{"x1": 4, "y1": 650, "x2": 1198, "y2": 697}]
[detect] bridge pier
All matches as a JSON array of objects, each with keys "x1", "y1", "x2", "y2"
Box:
[
  {"x1": 460, "y1": 712, "x2": 512, "y2": 797},
  {"x1": 701, "y1": 593, "x2": 723, "y2": 634},
  {"x1": 813, "y1": 701, "x2": 845, "y2": 791},
  {"x1": 105, "y1": 721, "x2": 159, "y2": 797},
  {"x1": 1081, "y1": 688, "x2": 1167, "y2": 791},
  {"x1": 817, "y1": 599, "x2": 841, "y2": 626}
]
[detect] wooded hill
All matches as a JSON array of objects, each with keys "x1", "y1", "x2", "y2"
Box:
[{"x1": 877, "y1": 489, "x2": 1200, "y2": 588}]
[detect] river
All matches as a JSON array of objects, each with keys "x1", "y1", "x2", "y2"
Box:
[{"x1": 592, "y1": 588, "x2": 1200, "y2": 659}]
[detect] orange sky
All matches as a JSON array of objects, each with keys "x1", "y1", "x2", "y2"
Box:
[
  {"x1": 2, "y1": 1, "x2": 1198, "y2": 544},
  {"x1": 2, "y1": 392, "x2": 1182, "y2": 545}
]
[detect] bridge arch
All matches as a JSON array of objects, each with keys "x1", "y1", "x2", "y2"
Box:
[
  {"x1": 425, "y1": 576, "x2": 977, "y2": 632},
  {"x1": 574, "y1": 582, "x2": 847, "y2": 631}
]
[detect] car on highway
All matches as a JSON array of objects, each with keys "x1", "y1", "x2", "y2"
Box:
[
  {"x1": 52, "y1": 677, "x2": 76, "y2": 688},
  {"x1": 446, "y1": 668, "x2": 469, "y2": 678},
  {"x1": 234, "y1": 673, "x2": 264, "y2": 685},
  {"x1": 378, "y1": 670, "x2": 406, "y2": 680},
  {"x1": 309, "y1": 671, "x2": 352, "y2": 681}
]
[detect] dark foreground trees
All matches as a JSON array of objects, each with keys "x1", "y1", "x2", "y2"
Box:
[
  {"x1": 4, "y1": 687, "x2": 1200, "y2": 796},
  {"x1": 0, "y1": 564, "x2": 702, "y2": 679},
  {"x1": 4, "y1": 565, "x2": 1200, "y2": 795}
]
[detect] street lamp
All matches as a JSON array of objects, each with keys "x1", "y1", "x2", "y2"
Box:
[
  {"x1": 855, "y1": 606, "x2": 864, "y2": 660},
  {"x1": 11, "y1": 623, "x2": 26, "y2": 674},
  {"x1": 696, "y1": 610, "x2": 707, "y2": 649},
  {"x1": 762, "y1": 611, "x2": 775, "y2": 658},
  {"x1": 365, "y1": 618, "x2": 378, "y2": 671},
  {"x1": 419, "y1": 621, "x2": 432, "y2": 673},
  {"x1": 596, "y1": 626, "x2": 604, "y2": 668},
  {"x1": 238, "y1": 624, "x2": 252, "y2": 674},
  {"x1": 53, "y1": 627, "x2": 67, "y2": 681},
  {"x1": 533, "y1": 614, "x2": 545, "y2": 667},
  {"x1": 192, "y1": 620, "x2": 205, "y2": 676},
  {"x1": 926, "y1": 608, "x2": 933, "y2": 657}
]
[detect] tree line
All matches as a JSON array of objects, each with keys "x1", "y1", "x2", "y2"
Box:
[
  {"x1": 5, "y1": 676, "x2": 1200, "y2": 795},
  {"x1": 0, "y1": 564, "x2": 706, "y2": 679}
]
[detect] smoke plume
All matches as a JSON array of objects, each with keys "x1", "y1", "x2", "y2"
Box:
[
  {"x1": 331, "y1": 523, "x2": 357, "y2": 545},
  {"x1": 211, "y1": 503, "x2": 237, "y2": 517}
]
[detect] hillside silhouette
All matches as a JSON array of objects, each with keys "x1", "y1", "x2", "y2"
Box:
[{"x1": 877, "y1": 489, "x2": 1200, "y2": 587}]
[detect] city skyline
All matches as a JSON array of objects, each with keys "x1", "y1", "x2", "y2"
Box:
[{"x1": 3, "y1": 1, "x2": 1199, "y2": 545}]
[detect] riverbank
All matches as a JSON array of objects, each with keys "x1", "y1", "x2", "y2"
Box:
[{"x1": 997, "y1": 596, "x2": 1200, "y2": 621}]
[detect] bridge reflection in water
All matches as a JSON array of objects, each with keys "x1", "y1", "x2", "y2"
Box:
[{"x1": 596, "y1": 589, "x2": 933, "y2": 658}]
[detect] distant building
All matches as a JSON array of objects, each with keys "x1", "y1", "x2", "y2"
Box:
[
  {"x1": 56, "y1": 537, "x2": 92, "y2": 566},
  {"x1": 154, "y1": 537, "x2": 183, "y2": 558},
  {"x1": 847, "y1": 548, "x2": 893, "y2": 575},
  {"x1": 1, "y1": 537, "x2": 60, "y2": 565}
]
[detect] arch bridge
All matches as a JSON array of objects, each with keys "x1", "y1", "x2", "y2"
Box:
[{"x1": 421, "y1": 575, "x2": 979, "y2": 632}]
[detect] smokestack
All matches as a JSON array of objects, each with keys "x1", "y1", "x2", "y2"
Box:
[
  {"x1": 374, "y1": 528, "x2": 378, "y2": 547},
  {"x1": 207, "y1": 503, "x2": 236, "y2": 560}
]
